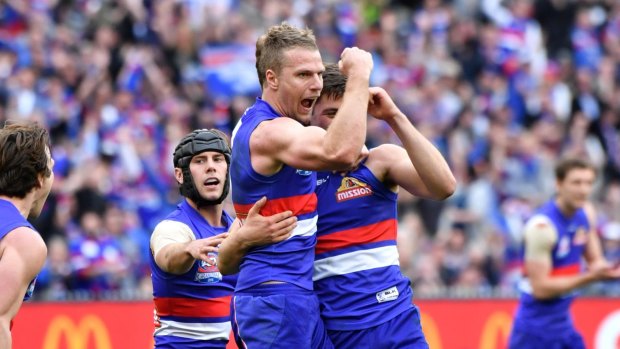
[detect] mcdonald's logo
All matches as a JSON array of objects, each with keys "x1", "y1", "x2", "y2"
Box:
[
  {"x1": 420, "y1": 312, "x2": 443, "y2": 349},
  {"x1": 479, "y1": 312, "x2": 513, "y2": 349},
  {"x1": 43, "y1": 315, "x2": 112, "y2": 349}
]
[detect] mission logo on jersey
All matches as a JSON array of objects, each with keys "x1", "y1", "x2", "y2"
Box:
[{"x1": 335, "y1": 177, "x2": 373, "y2": 202}]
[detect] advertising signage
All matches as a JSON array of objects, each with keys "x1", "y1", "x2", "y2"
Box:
[{"x1": 13, "y1": 299, "x2": 620, "y2": 349}]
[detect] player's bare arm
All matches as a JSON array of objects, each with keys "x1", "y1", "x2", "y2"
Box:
[
  {"x1": 524, "y1": 216, "x2": 607, "y2": 299},
  {"x1": 0, "y1": 228, "x2": 46, "y2": 348},
  {"x1": 582, "y1": 202, "x2": 608, "y2": 269},
  {"x1": 151, "y1": 221, "x2": 227, "y2": 275},
  {"x1": 251, "y1": 47, "x2": 373, "y2": 175},
  {"x1": 364, "y1": 87, "x2": 456, "y2": 199},
  {"x1": 218, "y1": 197, "x2": 298, "y2": 275},
  {"x1": 583, "y1": 230, "x2": 620, "y2": 278},
  {"x1": 582, "y1": 202, "x2": 620, "y2": 278}
]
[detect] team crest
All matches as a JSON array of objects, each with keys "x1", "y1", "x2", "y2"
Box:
[
  {"x1": 556, "y1": 235, "x2": 570, "y2": 258},
  {"x1": 195, "y1": 252, "x2": 222, "y2": 283},
  {"x1": 573, "y1": 227, "x2": 588, "y2": 245},
  {"x1": 335, "y1": 177, "x2": 373, "y2": 202}
]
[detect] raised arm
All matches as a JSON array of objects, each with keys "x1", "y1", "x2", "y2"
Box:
[
  {"x1": 0, "y1": 228, "x2": 47, "y2": 348},
  {"x1": 252, "y1": 48, "x2": 373, "y2": 173},
  {"x1": 218, "y1": 197, "x2": 298, "y2": 275},
  {"x1": 364, "y1": 87, "x2": 456, "y2": 200}
]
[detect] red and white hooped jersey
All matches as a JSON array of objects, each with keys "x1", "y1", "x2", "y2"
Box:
[{"x1": 313, "y1": 164, "x2": 413, "y2": 331}]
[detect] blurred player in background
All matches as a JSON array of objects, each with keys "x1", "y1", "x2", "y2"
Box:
[
  {"x1": 509, "y1": 158, "x2": 620, "y2": 349},
  {"x1": 312, "y1": 64, "x2": 455, "y2": 348},
  {"x1": 149, "y1": 129, "x2": 296, "y2": 349},
  {"x1": 218, "y1": 22, "x2": 372, "y2": 348},
  {"x1": 0, "y1": 121, "x2": 54, "y2": 348}
]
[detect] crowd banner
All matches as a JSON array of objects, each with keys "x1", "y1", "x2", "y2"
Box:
[{"x1": 13, "y1": 299, "x2": 620, "y2": 349}]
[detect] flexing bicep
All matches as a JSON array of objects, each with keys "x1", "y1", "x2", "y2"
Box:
[
  {"x1": 253, "y1": 118, "x2": 358, "y2": 172},
  {"x1": 370, "y1": 145, "x2": 432, "y2": 197},
  {"x1": 523, "y1": 217, "x2": 557, "y2": 282}
]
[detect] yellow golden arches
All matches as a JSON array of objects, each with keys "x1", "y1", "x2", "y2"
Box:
[
  {"x1": 420, "y1": 311, "x2": 443, "y2": 349},
  {"x1": 479, "y1": 312, "x2": 513, "y2": 349},
  {"x1": 43, "y1": 314, "x2": 112, "y2": 349}
]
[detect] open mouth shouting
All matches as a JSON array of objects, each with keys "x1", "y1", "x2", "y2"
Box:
[
  {"x1": 301, "y1": 97, "x2": 318, "y2": 113},
  {"x1": 203, "y1": 178, "x2": 220, "y2": 189}
]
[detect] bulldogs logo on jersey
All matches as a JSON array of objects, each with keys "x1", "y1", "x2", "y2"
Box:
[
  {"x1": 23, "y1": 278, "x2": 36, "y2": 301},
  {"x1": 573, "y1": 227, "x2": 588, "y2": 245},
  {"x1": 195, "y1": 252, "x2": 222, "y2": 283},
  {"x1": 556, "y1": 235, "x2": 571, "y2": 258},
  {"x1": 335, "y1": 177, "x2": 373, "y2": 202}
]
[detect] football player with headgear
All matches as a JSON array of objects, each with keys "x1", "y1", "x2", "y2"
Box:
[{"x1": 149, "y1": 129, "x2": 297, "y2": 349}]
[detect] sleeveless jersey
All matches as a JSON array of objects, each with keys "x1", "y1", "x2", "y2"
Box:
[
  {"x1": 514, "y1": 200, "x2": 590, "y2": 335},
  {"x1": 230, "y1": 98, "x2": 318, "y2": 292},
  {"x1": 0, "y1": 199, "x2": 38, "y2": 301},
  {"x1": 313, "y1": 164, "x2": 413, "y2": 331},
  {"x1": 150, "y1": 200, "x2": 237, "y2": 348}
]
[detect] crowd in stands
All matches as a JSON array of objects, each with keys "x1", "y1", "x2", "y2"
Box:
[{"x1": 1, "y1": 0, "x2": 619, "y2": 300}]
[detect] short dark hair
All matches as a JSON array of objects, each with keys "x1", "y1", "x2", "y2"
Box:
[
  {"x1": 555, "y1": 158, "x2": 596, "y2": 181},
  {"x1": 255, "y1": 22, "x2": 318, "y2": 88},
  {"x1": 320, "y1": 63, "x2": 347, "y2": 101},
  {"x1": 0, "y1": 121, "x2": 51, "y2": 198}
]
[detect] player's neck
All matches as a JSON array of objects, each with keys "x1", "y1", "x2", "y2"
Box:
[
  {"x1": 261, "y1": 91, "x2": 287, "y2": 118},
  {"x1": 555, "y1": 198, "x2": 578, "y2": 218},
  {"x1": 0, "y1": 194, "x2": 33, "y2": 219},
  {"x1": 201, "y1": 207, "x2": 225, "y2": 227},
  {"x1": 187, "y1": 199, "x2": 225, "y2": 227}
]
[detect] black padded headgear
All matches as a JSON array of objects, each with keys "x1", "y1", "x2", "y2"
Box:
[{"x1": 173, "y1": 129, "x2": 231, "y2": 206}]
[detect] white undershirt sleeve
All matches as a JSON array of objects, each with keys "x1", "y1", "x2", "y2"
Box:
[{"x1": 150, "y1": 220, "x2": 195, "y2": 258}]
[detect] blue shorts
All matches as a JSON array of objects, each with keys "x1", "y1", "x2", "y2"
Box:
[
  {"x1": 154, "y1": 336, "x2": 227, "y2": 349},
  {"x1": 231, "y1": 283, "x2": 333, "y2": 349},
  {"x1": 327, "y1": 306, "x2": 429, "y2": 349},
  {"x1": 508, "y1": 327, "x2": 586, "y2": 349}
]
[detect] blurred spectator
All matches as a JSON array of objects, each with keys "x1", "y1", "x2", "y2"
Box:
[
  {"x1": 595, "y1": 182, "x2": 620, "y2": 294},
  {"x1": 571, "y1": 5, "x2": 604, "y2": 72},
  {"x1": 439, "y1": 225, "x2": 470, "y2": 286},
  {"x1": 36, "y1": 236, "x2": 72, "y2": 301},
  {"x1": 68, "y1": 209, "x2": 129, "y2": 298},
  {"x1": 534, "y1": 0, "x2": 577, "y2": 59}
]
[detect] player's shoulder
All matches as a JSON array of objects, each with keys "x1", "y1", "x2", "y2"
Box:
[
  {"x1": 525, "y1": 214, "x2": 554, "y2": 230},
  {"x1": 251, "y1": 118, "x2": 288, "y2": 146},
  {"x1": 365, "y1": 144, "x2": 403, "y2": 170},
  {"x1": 1, "y1": 226, "x2": 46, "y2": 260},
  {"x1": 368, "y1": 144, "x2": 404, "y2": 160},
  {"x1": 153, "y1": 219, "x2": 192, "y2": 235},
  {"x1": 254, "y1": 117, "x2": 303, "y2": 138},
  {"x1": 2, "y1": 226, "x2": 43, "y2": 241},
  {"x1": 524, "y1": 214, "x2": 558, "y2": 244},
  {"x1": 252, "y1": 117, "x2": 323, "y2": 150},
  {"x1": 151, "y1": 220, "x2": 195, "y2": 249}
]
